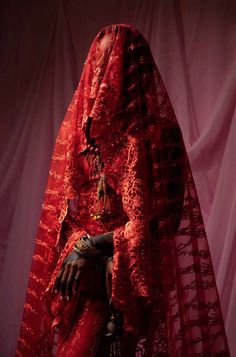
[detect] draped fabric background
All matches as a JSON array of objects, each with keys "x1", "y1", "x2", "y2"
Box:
[{"x1": 0, "y1": 1, "x2": 235, "y2": 356}]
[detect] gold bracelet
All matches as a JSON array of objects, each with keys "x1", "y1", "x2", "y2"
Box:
[{"x1": 73, "y1": 235, "x2": 101, "y2": 257}]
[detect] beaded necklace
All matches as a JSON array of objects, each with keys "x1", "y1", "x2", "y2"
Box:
[{"x1": 81, "y1": 117, "x2": 112, "y2": 222}]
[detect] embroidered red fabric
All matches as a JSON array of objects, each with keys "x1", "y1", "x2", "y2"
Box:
[{"x1": 16, "y1": 24, "x2": 230, "y2": 356}]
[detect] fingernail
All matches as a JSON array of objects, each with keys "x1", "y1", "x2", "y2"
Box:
[
  {"x1": 60, "y1": 295, "x2": 63, "y2": 300},
  {"x1": 54, "y1": 289, "x2": 58, "y2": 294},
  {"x1": 66, "y1": 296, "x2": 70, "y2": 301}
]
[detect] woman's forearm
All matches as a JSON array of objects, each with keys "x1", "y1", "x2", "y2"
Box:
[
  {"x1": 73, "y1": 231, "x2": 114, "y2": 258},
  {"x1": 90, "y1": 231, "x2": 114, "y2": 255}
]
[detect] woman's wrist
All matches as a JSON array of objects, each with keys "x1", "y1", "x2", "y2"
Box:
[
  {"x1": 73, "y1": 231, "x2": 114, "y2": 258},
  {"x1": 90, "y1": 231, "x2": 114, "y2": 255}
]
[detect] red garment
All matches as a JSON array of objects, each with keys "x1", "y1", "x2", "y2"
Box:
[{"x1": 16, "y1": 24, "x2": 230, "y2": 356}]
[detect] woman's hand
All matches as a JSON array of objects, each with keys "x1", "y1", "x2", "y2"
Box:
[
  {"x1": 54, "y1": 250, "x2": 92, "y2": 301},
  {"x1": 105, "y1": 258, "x2": 113, "y2": 299}
]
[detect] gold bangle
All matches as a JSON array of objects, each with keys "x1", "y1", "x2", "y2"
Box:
[{"x1": 73, "y1": 235, "x2": 101, "y2": 257}]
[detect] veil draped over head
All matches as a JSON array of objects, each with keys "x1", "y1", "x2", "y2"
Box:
[{"x1": 17, "y1": 24, "x2": 229, "y2": 356}]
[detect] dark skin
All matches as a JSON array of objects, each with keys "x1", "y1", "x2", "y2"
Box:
[
  {"x1": 105, "y1": 259, "x2": 113, "y2": 298},
  {"x1": 54, "y1": 238, "x2": 113, "y2": 301}
]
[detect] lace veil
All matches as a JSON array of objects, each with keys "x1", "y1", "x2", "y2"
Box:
[{"x1": 17, "y1": 24, "x2": 229, "y2": 356}]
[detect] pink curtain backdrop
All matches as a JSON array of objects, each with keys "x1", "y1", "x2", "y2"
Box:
[{"x1": 0, "y1": 1, "x2": 235, "y2": 355}]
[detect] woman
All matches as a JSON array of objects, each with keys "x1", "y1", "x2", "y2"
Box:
[{"x1": 16, "y1": 24, "x2": 230, "y2": 356}]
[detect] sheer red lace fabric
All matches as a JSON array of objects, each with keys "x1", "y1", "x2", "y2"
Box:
[{"x1": 16, "y1": 24, "x2": 230, "y2": 356}]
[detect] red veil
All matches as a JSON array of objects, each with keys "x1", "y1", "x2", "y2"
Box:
[{"x1": 16, "y1": 24, "x2": 230, "y2": 356}]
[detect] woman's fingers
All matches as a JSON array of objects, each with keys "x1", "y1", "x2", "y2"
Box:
[
  {"x1": 74, "y1": 268, "x2": 81, "y2": 291},
  {"x1": 53, "y1": 257, "x2": 91, "y2": 301},
  {"x1": 60, "y1": 264, "x2": 70, "y2": 298},
  {"x1": 54, "y1": 267, "x2": 64, "y2": 293},
  {"x1": 66, "y1": 263, "x2": 77, "y2": 300}
]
